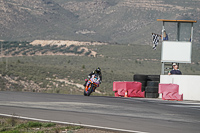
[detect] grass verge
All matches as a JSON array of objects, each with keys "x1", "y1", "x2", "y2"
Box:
[{"x1": 0, "y1": 117, "x2": 82, "y2": 133}]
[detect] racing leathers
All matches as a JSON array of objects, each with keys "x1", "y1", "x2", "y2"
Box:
[{"x1": 84, "y1": 70, "x2": 102, "y2": 87}]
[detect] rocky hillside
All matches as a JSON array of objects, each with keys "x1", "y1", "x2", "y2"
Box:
[{"x1": 0, "y1": 0, "x2": 200, "y2": 45}]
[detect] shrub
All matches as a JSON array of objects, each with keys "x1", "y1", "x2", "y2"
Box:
[
  {"x1": 30, "y1": 52, "x2": 35, "y2": 55},
  {"x1": 76, "y1": 49, "x2": 85, "y2": 54},
  {"x1": 85, "y1": 51, "x2": 91, "y2": 56},
  {"x1": 43, "y1": 123, "x2": 56, "y2": 127},
  {"x1": 27, "y1": 121, "x2": 42, "y2": 128},
  {"x1": 22, "y1": 52, "x2": 26, "y2": 55},
  {"x1": 82, "y1": 65, "x2": 85, "y2": 69},
  {"x1": 41, "y1": 50, "x2": 48, "y2": 54},
  {"x1": 6, "y1": 117, "x2": 17, "y2": 127}
]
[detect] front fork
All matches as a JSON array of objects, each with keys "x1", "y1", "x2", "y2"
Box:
[{"x1": 86, "y1": 84, "x2": 96, "y2": 92}]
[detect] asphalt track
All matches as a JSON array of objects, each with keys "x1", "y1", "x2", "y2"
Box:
[{"x1": 0, "y1": 91, "x2": 200, "y2": 133}]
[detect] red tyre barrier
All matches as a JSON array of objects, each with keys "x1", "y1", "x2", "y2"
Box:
[
  {"x1": 113, "y1": 81, "x2": 145, "y2": 98},
  {"x1": 159, "y1": 84, "x2": 183, "y2": 101}
]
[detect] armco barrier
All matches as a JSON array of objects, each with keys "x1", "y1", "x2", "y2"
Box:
[
  {"x1": 113, "y1": 81, "x2": 145, "y2": 98},
  {"x1": 159, "y1": 83, "x2": 183, "y2": 101}
]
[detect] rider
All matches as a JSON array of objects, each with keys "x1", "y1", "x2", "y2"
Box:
[{"x1": 83, "y1": 67, "x2": 102, "y2": 87}]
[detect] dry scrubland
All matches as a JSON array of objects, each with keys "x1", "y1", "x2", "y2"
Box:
[{"x1": 0, "y1": 40, "x2": 200, "y2": 96}]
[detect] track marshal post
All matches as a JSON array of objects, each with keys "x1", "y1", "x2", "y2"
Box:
[{"x1": 157, "y1": 19, "x2": 200, "y2": 101}]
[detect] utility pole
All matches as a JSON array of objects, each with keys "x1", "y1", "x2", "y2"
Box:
[
  {"x1": 2, "y1": 1, "x2": 9, "y2": 72},
  {"x1": 1, "y1": 42, "x2": 2, "y2": 60},
  {"x1": 6, "y1": 56, "x2": 8, "y2": 71}
]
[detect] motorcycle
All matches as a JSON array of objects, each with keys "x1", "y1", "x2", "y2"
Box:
[{"x1": 84, "y1": 74, "x2": 100, "y2": 96}]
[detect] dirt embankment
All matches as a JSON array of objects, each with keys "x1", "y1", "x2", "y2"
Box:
[
  {"x1": 29, "y1": 40, "x2": 107, "y2": 57},
  {"x1": 30, "y1": 40, "x2": 107, "y2": 47}
]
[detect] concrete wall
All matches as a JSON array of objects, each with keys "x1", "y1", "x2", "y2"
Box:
[{"x1": 160, "y1": 75, "x2": 200, "y2": 101}]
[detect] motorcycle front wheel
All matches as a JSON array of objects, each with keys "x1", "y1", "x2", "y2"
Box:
[
  {"x1": 84, "y1": 90, "x2": 87, "y2": 96},
  {"x1": 87, "y1": 84, "x2": 94, "y2": 96}
]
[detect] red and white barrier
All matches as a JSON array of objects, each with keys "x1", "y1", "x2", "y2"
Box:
[
  {"x1": 159, "y1": 83, "x2": 183, "y2": 101},
  {"x1": 113, "y1": 81, "x2": 145, "y2": 98},
  {"x1": 160, "y1": 75, "x2": 200, "y2": 101}
]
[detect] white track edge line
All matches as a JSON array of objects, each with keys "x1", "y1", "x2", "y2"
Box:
[{"x1": 0, "y1": 113, "x2": 148, "y2": 133}]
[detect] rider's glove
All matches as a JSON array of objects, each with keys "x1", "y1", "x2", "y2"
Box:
[
  {"x1": 88, "y1": 76, "x2": 91, "y2": 79},
  {"x1": 100, "y1": 80, "x2": 102, "y2": 84}
]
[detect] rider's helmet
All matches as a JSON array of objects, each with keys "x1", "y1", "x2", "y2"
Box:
[{"x1": 96, "y1": 67, "x2": 101, "y2": 73}]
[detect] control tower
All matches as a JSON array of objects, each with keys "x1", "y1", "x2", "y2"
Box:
[{"x1": 157, "y1": 19, "x2": 197, "y2": 75}]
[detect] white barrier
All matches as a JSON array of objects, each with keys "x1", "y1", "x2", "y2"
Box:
[{"x1": 160, "y1": 75, "x2": 200, "y2": 101}]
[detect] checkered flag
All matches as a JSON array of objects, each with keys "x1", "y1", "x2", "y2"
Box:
[{"x1": 152, "y1": 33, "x2": 160, "y2": 50}]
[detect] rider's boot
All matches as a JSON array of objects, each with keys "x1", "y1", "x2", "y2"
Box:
[{"x1": 93, "y1": 87, "x2": 96, "y2": 92}]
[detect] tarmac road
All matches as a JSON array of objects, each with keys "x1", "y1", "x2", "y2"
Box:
[{"x1": 0, "y1": 91, "x2": 200, "y2": 133}]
